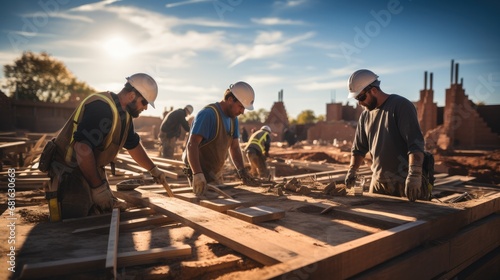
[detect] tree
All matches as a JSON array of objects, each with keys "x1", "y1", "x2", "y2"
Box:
[
  {"x1": 3, "y1": 51, "x2": 95, "y2": 102},
  {"x1": 295, "y1": 109, "x2": 317, "y2": 124},
  {"x1": 239, "y1": 108, "x2": 269, "y2": 123}
]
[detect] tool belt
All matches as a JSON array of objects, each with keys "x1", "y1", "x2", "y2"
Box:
[
  {"x1": 182, "y1": 167, "x2": 193, "y2": 181},
  {"x1": 38, "y1": 138, "x2": 57, "y2": 172}
]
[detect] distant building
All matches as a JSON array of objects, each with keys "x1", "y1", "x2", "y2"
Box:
[{"x1": 418, "y1": 60, "x2": 499, "y2": 150}]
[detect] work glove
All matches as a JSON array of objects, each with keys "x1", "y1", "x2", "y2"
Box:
[
  {"x1": 149, "y1": 166, "x2": 168, "y2": 186},
  {"x1": 192, "y1": 173, "x2": 207, "y2": 196},
  {"x1": 405, "y1": 165, "x2": 422, "y2": 202},
  {"x1": 345, "y1": 168, "x2": 357, "y2": 189},
  {"x1": 90, "y1": 181, "x2": 114, "y2": 211},
  {"x1": 237, "y1": 168, "x2": 260, "y2": 186}
]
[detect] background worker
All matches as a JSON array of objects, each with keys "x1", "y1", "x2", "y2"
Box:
[
  {"x1": 344, "y1": 69, "x2": 425, "y2": 201},
  {"x1": 49, "y1": 73, "x2": 170, "y2": 219},
  {"x1": 244, "y1": 125, "x2": 272, "y2": 179},
  {"x1": 184, "y1": 81, "x2": 258, "y2": 196},
  {"x1": 159, "y1": 105, "x2": 193, "y2": 159}
]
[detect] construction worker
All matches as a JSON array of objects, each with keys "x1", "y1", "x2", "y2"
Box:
[
  {"x1": 47, "y1": 73, "x2": 170, "y2": 219},
  {"x1": 244, "y1": 125, "x2": 272, "y2": 179},
  {"x1": 345, "y1": 69, "x2": 425, "y2": 201},
  {"x1": 184, "y1": 81, "x2": 259, "y2": 196},
  {"x1": 159, "y1": 105, "x2": 193, "y2": 159}
]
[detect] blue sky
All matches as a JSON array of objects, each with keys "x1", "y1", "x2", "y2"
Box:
[{"x1": 1, "y1": 0, "x2": 499, "y2": 119}]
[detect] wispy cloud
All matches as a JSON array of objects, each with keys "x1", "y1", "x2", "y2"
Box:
[
  {"x1": 165, "y1": 0, "x2": 212, "y2": 8},
  {"x1": 251, "y1": 17, "x2": 306, "y2": 26},
  {"x1": 255, "y1": 31, "x2": 283, "y2": 44},
  {"x1": 70, "y1": 0, "x2": 121, "y2": 12},
  {"x1": 51, "y1": 13, "x2": 94, "y2": 23},
  {"x1": 7, "y1": 31, "x2": 57, "y2": 38},
  {"x1": 229, "y1": 31, "x2": 315, "y2": 68},
  {"x1": 274, "y1": 0, "x2": 309, "y2": 8}
]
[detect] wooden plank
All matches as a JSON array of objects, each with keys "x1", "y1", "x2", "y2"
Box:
[
  {"x1": 227, "y1": 206, "x2": 285, "y2": 223},
  {"x1": 456, "y1": 247, "x2": 500, "y2": 280},
  {"x1": 200, "y1": 198, "x2": 247, "y2": 212},
  {"x1": 23, "y1": 134, "x2": 46, "y2": 167},
  {"x1": 207, "y1": 184, "x2": 233, "y2": 198},
  {"x1": 117, "y1": 154, "x2": 178, "y2": 179},
  {"x1": 72, "y1": 215, "x2": 174, "y2": 234},
  {"x1": 149, "y1": 155, "x2": 185, "y2": 167},
  {"x1": 0, "y1": 141, "x2": 27, "y2": 149},
  {"x1": 354, "y1": 214, "x2": 500, "y2": 279},
  {"x1": 333, "y1": 207, "x2": 416, "y2": 228},
  {"x1": 251, "y1": 192, "x2": 500, "y2": 279},
  {"x1": 174, "y1": 192, "x2": 200, "y2": 203},
  {"x1": 434, "y1": 175, "x2": 475, "y2": 187},
  {"x1": 19, "y1": 245, "x2": 192, "y2": 279},
  {"x1": 105, "y1": 208, "x2": 120, "y2": 279},
  {"x1": 63, "y1": 208, "x2": 155, "y2": 223},
  {"x1": 113, "y1": 189, "x2": 320, "y2": 265}
]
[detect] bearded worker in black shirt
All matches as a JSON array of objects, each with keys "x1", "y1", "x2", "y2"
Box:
[
  {"x1": 47, "y1": 73, "x2": 170, "y2": 219},
  {"x1": 345, "y1": 69, "x2": 426, "y2": 202}
]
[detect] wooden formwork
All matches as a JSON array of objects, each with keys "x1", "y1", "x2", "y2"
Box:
[
  {"x1": 9, "y1": 166, "x2": 500, "y2": 279},
  {"x1": 112, "y1": 180, "x2": 500, "y2": 279}
]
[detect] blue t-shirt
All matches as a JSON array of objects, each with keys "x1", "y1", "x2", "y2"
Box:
[{"x1": 190, "y1": 103, "x2": 239, "y2": 145}]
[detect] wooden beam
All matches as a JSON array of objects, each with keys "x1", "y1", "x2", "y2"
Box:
[
  {"x1": 113, "y1": 189, "x2": 320, "y2": 266},
  {"x1": 117, "y1": 154, "x2": 178, "y2": 179},
  {"x1": 19, "y1": 245, "x2": 192, "y2": 279},
  {"x1": 72, "y1": 215, "x2": 174, "y2": 234},
  {"x1": 105, "y1": 208, "x2": 120, "y2": 279},
  {"x1": 252, "y1": 192, "x2": 500, "y2": 279},
  {"x1": 227, "y1": 206, "x2": 285, "y2": 223},
  {"x1": 63, "y1": 208, "x2": 155, "y2": 223},
  {"x1": 354, "y1": 214, "x2": 500, "y2": 279}
]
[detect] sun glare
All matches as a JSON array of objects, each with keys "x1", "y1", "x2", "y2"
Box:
[{"x1": 102, "y1": 36, "x2": 134, "y2": 59}]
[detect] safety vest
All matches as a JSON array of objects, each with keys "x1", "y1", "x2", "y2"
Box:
[
  {"x1": 246, "y1": 130, "x2": 269, "y2": 154},
  {"x1": 53, "y1": 92, "x2": 131, "y2": 169},
  {"x1": 197, "y1": 103, "x2": 235, "y2": 182}
]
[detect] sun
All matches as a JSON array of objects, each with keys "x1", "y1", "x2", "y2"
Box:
[{"x1": 102, "y1": 36, "x2": 134, "y2": 59}]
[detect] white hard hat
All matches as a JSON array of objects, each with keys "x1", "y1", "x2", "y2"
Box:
[
  {"x1": 184, "y1": 105, "x2": 193, "y2": 115},
  {"x1": 261, "y1": 125, "x2": 271, "y2": 133},
  {"x1": 347, "y1": 69, "x2": 379, "y2": 99},
  {"x1": 126, "y1": 73, "x2": 158, "y2": 108},
  {"x1": 230, "y1": 81, "x2": 255, "y2": 110}
]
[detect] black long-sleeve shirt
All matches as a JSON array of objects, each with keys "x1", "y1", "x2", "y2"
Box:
[{"x1": 160, "y1": 108, "x2": 190, "y2": 138}]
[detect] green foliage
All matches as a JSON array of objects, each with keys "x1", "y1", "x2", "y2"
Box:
[
  {"x1": 295, "y1": 109, "x2": 317, "y2": 124},
  {"x1": 3, "y1": 51, "x2": 96, "y2": 102},
  {"x1": 239, "y1": 108, "x2": 269, "y2": 123}
]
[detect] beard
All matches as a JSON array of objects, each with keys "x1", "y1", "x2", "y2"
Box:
[
  {"x1": 363, "y1": 96, "x2": 378, "y2": 111},
  {"x1": 126, "y1": 101, "x2": 141, "y2": 118}
]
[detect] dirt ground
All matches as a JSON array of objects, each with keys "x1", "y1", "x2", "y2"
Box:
[
  {"x1": 270, "y1": 144, "x2": 500, "y2": 185},
  {"x1": 1, "y1": 144, "x2": 499, "y2": 279}
]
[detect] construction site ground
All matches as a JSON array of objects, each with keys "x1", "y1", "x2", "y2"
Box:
[{"x1": 1, "y1": 142, "x2": 500, "y2": 279}]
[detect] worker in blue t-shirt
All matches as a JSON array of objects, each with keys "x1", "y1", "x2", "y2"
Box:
[{"x1": 183, "y1": 81, "x2": 259, "y2": 196}]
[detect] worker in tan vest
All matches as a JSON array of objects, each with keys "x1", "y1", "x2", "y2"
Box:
[
  {"x1": 47, "y1": 73, "x2": 170, "y2": 219},
  {"x1": 183, "y1": 81, "x2": 259, "y2": 196}
]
